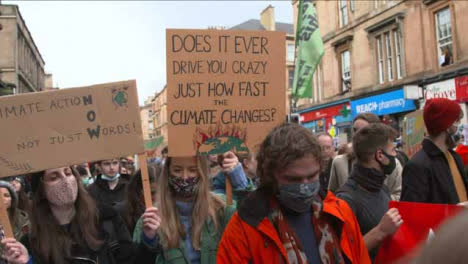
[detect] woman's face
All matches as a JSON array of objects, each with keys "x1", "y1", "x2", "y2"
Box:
[
  {"x1": 0, "y1": 188, "x2": 11, "y2": 209},
  {"x1": 169, "y1": 157, "x2": 199, "y2": 179},
  {"x1": 42, "y1": 167, "x2": 78, "y2": 207},
  {"x1": 10, "y1": 180, "x2": 21, "y2": 193}
]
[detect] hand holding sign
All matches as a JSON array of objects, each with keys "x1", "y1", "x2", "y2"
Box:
[
  {"x1": 1, "y1": 238, "x2": 29, "y2": 264},
  {"x1": 221, "y1": 151, "x2": 239, "y2": 173}
]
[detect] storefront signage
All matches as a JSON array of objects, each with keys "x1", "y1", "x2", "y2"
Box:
[
  {"x1": 425, "y1": 79, "x2": 456, "y2": 100},
  {"x1": 456, "y1": 75, "x2": 468, "y2": 102},
  {"x1": 351, "y1": 89, "x2": 416, "y2": 118}
]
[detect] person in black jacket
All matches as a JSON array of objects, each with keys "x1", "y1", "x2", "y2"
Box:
[
  {"x1": 88, "y1": 159, "x2": 128, "y2": 208},
  {"x1": 401, "y1": 98, "x2": 468, "y2": 204},
  {"x1": 1, "y1": 166, "x2": 160, "y2": 264}
]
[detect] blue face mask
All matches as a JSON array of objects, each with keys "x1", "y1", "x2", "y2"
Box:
[
  {"x1": 81, "y1": 177, "x2": 90, "y2": 186},
  {"x1": 276, "y1": 181, "x2": 320, "y2": 213},
  {"x1": 101, "y1": 173, "x2": 120, "y2": 182}
]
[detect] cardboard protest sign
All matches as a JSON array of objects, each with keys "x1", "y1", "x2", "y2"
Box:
[
  {"x1": 402, "y1": 110, "x2": 426, "y2": 158},
  {"x1": 0, "y1": 80, "x2": 144, "y2": 177},
  {"x1": 166, "y1": 29, "x2": 286, "y2": 157},
  {"x1": 375, "y1": 201, "x2": 463, "y2": 264}
]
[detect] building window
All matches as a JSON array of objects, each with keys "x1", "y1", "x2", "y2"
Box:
[
  {"x1": 373, "y1": 24, "x2": 404, "y2": 84},
  {"x1": 435, "y1": 7, "x2": 453, "y2": 67},
  {"x1": 385, "y1": 33, "x2": 393, "y2": 81},
  {"x1": 287, "y1": 44, "x2": 295, "y2": 62},
  {"x1": 288, "y1": 69, "x2": 294, "y2": 89},
  {"x1": 350, "y1": 0, "x2": 355, "y2": 12},
  {"x1": 341, "y1": 50, "x2": 351, "y2": 92},
  {"x1": 394, "y1": 29, "x2": 403, "y2": 79},
  {"x1": 339, "y1": 0, "x2": 348, "y2": 27},
  {"x1": 377, "y1": 36, "x2": 384, "y2": 84},
  {"x1": 375, "y1": 0, "x2": 387, "y2": 9}
]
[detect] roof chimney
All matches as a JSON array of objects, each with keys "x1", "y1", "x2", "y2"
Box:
[{"x1": 260, "y1": 5, "x2": 276, "y2": 31}]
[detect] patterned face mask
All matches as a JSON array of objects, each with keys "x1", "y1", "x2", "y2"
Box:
[
  {"x1": 44, "y1": 176, "x2": 78, "y2": 207},
  {"x1": 168, "y1": 175, "x2": 200, "y2": 198}
]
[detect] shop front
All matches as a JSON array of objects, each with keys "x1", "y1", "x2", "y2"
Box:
[
  {"x1": 299, "y1": 100, "x2": 353, "y2": 145},
  {"x1": 351, "y1": 88, "x2": 417, "y2": 135}
]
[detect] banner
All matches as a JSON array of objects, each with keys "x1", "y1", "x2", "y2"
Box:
[
  {"x1": 402, "y1": 110, "x2": 425, "y2": 158},
  {"x1": 0, "y1": 80, "x2": 144, "y2": 177},
  {"x1": 166, "y1": 29, "x2": 286, "y2": 157},
  {"x1": 292, "y1": 0, "x2": 324, "y2": 99},
  {"x1": 144, "y1": 136, "x2": 164, "y2": 157},
  {"x1": 375, "y1": 201, "x2": 463, "y2": 264}
]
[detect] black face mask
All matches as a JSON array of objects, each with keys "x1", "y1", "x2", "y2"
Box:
[
  {"x1": 446, "y1": 126, "x2": 460, "y2": 149},
  {"x1": 376, "y1": 149, "x2": 397, "y2": 175}
]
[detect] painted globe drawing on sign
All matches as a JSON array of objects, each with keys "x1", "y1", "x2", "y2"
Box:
[
  {"x1": 194, "y1": 124, "x2": 249, "y2": 155},
  {"x1": 112, "y1": 87, "x2": 129, "y2": 108}
]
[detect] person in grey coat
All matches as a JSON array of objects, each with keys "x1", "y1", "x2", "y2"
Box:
[{"x1": 328, "y1": 113, "x2": 402, "y2": 200}]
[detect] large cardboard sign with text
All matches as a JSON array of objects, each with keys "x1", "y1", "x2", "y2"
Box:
[
  {"x1": 0, "y1": 80, "x2": 144, "y2": 177},
  {"x1": 166, "y1": 29, "x2": 286, "y2": 156}
]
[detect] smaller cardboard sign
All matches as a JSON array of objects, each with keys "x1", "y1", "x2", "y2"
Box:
[
  {"x1": 402, "y1": 110, "x2": 426, "y2": 158},
  {"x1": 0, "y1": 80, "x2": 144, "y2": 177},
  {"x1": 144, "y1": 136, "x2": 164, "y2": 157}
]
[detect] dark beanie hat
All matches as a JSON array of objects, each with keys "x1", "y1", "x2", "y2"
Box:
[{"x1": 424, "y1": 98, "x2": 461, "y2": 136}]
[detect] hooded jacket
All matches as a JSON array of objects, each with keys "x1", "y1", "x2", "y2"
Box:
[
  {"x1": 217, "y1": 187, "x2": 371, "y2": 264},
  {"x1": 87, "y1": 175, "x2": 128, "y2": 207}
]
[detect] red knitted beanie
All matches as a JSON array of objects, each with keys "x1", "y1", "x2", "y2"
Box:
[{"x1": 424, "y1": 98, "x2": 461, "y2": 136}]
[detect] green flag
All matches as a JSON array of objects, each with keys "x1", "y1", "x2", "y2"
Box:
[
  {"x1": 292, "y1": 0, "x2": 324, "y2": 99},
  {"x1": 144, "y1": 136, "x2": 164, "y2": 151}
]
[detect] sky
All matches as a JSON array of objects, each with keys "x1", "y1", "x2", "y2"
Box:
[{"x1": 4, "y1": 1, "x2": 293, "y2": 105}]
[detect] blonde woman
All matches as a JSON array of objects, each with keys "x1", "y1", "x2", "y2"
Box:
[{"x1": 133, "y1": 156, "x2": 236, "y2": 264}]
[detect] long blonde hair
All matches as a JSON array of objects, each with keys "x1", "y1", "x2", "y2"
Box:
[{"x1": 157, "y1": 156, "x2": 225, "y2": 249}]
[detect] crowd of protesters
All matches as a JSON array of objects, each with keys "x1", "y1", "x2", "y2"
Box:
[{"x1": 0, "y1": 98, "x2": 466, "y2": 263}]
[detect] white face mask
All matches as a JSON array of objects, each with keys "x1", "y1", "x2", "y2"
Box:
[{"x1": 44, "y1": 176, "x2": 78, "y2": 207}]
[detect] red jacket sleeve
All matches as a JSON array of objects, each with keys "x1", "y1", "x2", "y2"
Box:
[{"x1": 217, "y1": 212, "x2": 252, "y2": 264}]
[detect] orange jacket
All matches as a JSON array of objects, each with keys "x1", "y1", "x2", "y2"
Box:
[{"x1": 217, "y1": 188, "x2": 371, "y2": 264}]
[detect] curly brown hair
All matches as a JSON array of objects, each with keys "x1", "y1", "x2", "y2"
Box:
[{"x1": 256, "y1": 123, "x2": 322, "y2": 194}]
